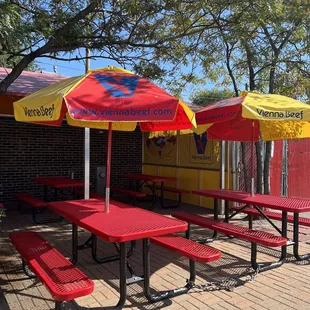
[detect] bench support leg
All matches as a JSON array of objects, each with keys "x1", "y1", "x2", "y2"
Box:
[
  {"x1": 143, "y1": 238, "x2": 194, "y2": 303},
  {"x1": 91, "y1": 235, "x2": 135, "y2": 263},
  {"x1": 22, "y1": 259, "x2": 36, "y2": 278},
  {"x1": 161, "y1": 193, "x2": 182, "y2": 209},
  {"x1": 32, "y1": 207, "x2": 63, "y2": 225},
  {"x1": 293, "y1": 213, "x2": 310, "y2": 260},
  {"x1": 212, "y1": 199, "x2": 219, "y2": 239},
  {"x1": 55, "y1": 301, "x2": 63, "y2": 310},
  {"x1": 250, "y1": 211, "x2": 287, "y2": 272}
]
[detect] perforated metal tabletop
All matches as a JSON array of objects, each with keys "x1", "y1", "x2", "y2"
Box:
[
  {"x1": 48, "y1": 199, "x2": 187, "y2": 242},
  {"x1": 193, "y1": 189, "x2": 310, "y2": 213}
]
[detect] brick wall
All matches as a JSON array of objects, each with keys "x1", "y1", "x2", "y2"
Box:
[{"x1": 0, "y1": 118, "x2": 142, "y2": 204}]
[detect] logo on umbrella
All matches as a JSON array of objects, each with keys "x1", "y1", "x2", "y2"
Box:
[
  {"x1": 193, "y1": 132, "x2": 208, "y2": 154},
  {"x1": 94, "y1": 74, "x2": 139, "y2": 98}
]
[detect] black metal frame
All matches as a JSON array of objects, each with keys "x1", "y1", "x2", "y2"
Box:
[
  {"x1": 71, "y1": 224, "x2": 142, "y2": 285},
  {"x1": 211, "y1": 199, "x2": 288, "y2": 271},
  {"x1": 130, "y1": 179, "x2": 180, "y2": 209},
  {"x1": 22, "y1": 259, "x2": 36, "y2": 278},
  {"x1": 70, "y1": 223, "x2": 130, "y2": 309},
  {"x1": 22, "y1": 259, "x2": 65, "y2": 310},
  {"x1": 159, "y1": 182, "x2": 183, "y2": 209},
  {"x1": 17, "y1": 198, "x2": 63, "y2": 224},
  {"x1": 43, "y1": 183, "x2": 77, "y2": 201},
  {"x1": 293, "y1": 213, "x2": 310, "y2": 260},
  {"x1": 32, "y1": 207, "x2": 64, "y2": 224},
  {"x1": 128, "y1": 179, "x2": 156, "y2": 209},
  {"x1": 143, "y1": 238, "x2": 194, "y2": 302},
  {"x1": 224, "y1": 199, "x2": 310, "y2": 264}
]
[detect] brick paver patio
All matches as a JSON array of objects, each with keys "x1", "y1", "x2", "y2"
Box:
[{"x1": 1, "y1": 200, "x2": 310, "y2": 310}]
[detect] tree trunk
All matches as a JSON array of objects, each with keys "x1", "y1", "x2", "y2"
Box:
[
  {"x1": 255, "y1": 140, "x2": 264, "y2": 194},
  {"x1": 241, "y1": 142, "x2": 250, "y2": 192},
  {"x1": 264, "y1": 141, "x2": 273, "y2": 194},
  {"x1": 0, "y1": 52, "x2": 37, "y2": 94}
]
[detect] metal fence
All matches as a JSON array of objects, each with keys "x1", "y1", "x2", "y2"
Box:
[{"x1": 236, "y1": 139, "x2": 310, "y2": 199}]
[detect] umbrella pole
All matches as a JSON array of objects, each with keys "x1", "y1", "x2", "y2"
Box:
[
  {"x1": 105, "y1": 122, "x2": 112, "y2": 212},
  {"x1": 84, "y1": 128, "x2": 90, "y2": 199},
  {"x1": 251, "y1": 121, "x2": 255, "y2": 196}
]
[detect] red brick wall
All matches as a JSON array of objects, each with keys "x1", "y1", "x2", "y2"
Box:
[{"x1": 0, "y1": 118, "x2": 142, "y2": 203}]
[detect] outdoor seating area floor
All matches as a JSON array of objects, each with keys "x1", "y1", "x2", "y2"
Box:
[{"x1": 2, "y1": 202, "x2": 310, "y2": 310}]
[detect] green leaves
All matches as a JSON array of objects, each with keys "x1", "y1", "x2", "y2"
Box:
[{"x1": 190, "y1": 89, "x2": 234, "y2": 106}]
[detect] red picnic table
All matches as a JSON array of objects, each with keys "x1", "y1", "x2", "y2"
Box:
[
  {"x1": 121, "y1": 173, "x2": 176, "y2": 208},
  {"x1": 193, "y1": 189, "x2": 310, "y2": 261},
  {"x1": 47, "y1": 199, "x2": 187, "y2": 309},
  {"x1": 33, "y1": 177, "x2": 87, "y2": 201}
]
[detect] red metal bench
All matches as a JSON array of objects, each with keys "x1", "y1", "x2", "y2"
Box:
[
  {"x1": 14, "y1": 193, "x2": 46, "y2": 208},
  {"x1": 14, "y1": 193, "x2": 62, "y2": 224},
  {"x1": 154, "y1": 186, "x2": 191, "y2": 208},
  {"x1": 147, "y1": 234, "x2": 221, "y2": 300},
  {"x1": 75, "y1": 189, "x2": 105, "y2": 199},
  {"x1": 111, "y1": 187, "x2": 147, "y2": 206},
  {"x1": 231, "y1": 206, "x2": 310, "y2": 227},
  {"x1": 151, "y1": 234, "x2": 221, "y2": 263},
  {"x1": 172, "y1": 211, "x2": 287, "y2": 271},
  {"x1": 10, "y1": 232, "x2": 94, "y2": 310}
]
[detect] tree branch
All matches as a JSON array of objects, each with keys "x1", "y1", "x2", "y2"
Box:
[
  {"x1": 0, "y1": 1, "x2": 100, "y2": 94},
  {"x1": 9, "y1": 0, "x2": 38, "y2": 14}
]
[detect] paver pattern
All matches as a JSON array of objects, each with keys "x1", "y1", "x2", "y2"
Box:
[{"x1": 1, "y1": 201, "x2": 310, "y2": 310}]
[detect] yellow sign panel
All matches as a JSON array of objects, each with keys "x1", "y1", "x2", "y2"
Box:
[
  {"x1": 189, "y1": 132, "x2": 213, "y2": 164},
  {"x1": 143, "y1": 133, "x2": 177, "y2": 165},
  {"x1": 179, "y1": 133, "x2": 220, "y2": 169}
]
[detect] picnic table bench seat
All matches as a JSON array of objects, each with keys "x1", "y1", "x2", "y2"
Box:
[
  {"x1": 151, "y1": 234, "x2": 221, "y2": 263},
  {"x1": 14, "y1": 193, "x2": 46, "y2": 208},
  {"x1": 172, "y1": 211, "x2": 287, "y2": 247},
  {"x1": 75, "y1": 187, "x2": 146, "y2": 206},
  {"x1": 146, "y1": 185, "x2": 190, "y2": 208},
  {"x1": 145, "y1": 234, "x2": 221, "y2": 301},
  {"x1": 10, "y1": 232, "x2": 94, "y2": 310},
  {"x1": 14, "y1": 193, "x2": 63, "y2": 224},
  {"x1": 75, "y1": 189, "x2": 106, "y2": 199},
  {"x1": 111, "y1": 187, "x2": 147, "y2": 206},
  {"x1": 172, "y1": 211, "x2": 287, "y2": 271},
  {"x1": 231, "y1": 206, "x2": 310, "y2": 227}
]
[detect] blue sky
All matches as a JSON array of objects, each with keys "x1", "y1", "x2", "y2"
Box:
[{"x1": 36, "y1": 52, "x2": 214, "y2": 102}]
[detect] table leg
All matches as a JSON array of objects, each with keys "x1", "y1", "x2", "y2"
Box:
[
  {"x1": 91, "y1": 235, "x2": 136, "y2": 263},
  {"x1": 114, "y1": 242, "x2": 127, "y2": 310},
  {"x1": 212, "y1": 199, "x2": 218, "y2": 239},
  {"x1": 293, "y1": 213, "x2": 310, "y2": 260},
  {"x1": 149, "y1": 182, "x2": 157, "y2": 210},
  {"x1": 281, "y1": 211, "x2": 288, "y2": 262},
  {"x1": 71, "y1": 223, "x2": 78, "y2": 265},
  {"x1": 143, "y1": 238, "x2": 193, "y2": 302},
  {"x1": 224, "y1": 200, "x2": 229, "y2": 222},
  {"x1": 52, "y1": 188, "x2": 58, "y2": 201},
  {"x1": 160, "y1": 181, "x2": 164, "y2": 207},
  {"x1": 72, "y1": 187, "x2": 76, "y2": 199},
  {"x1": 44, "y1": 185, "x2": 48, "y2": 201}
]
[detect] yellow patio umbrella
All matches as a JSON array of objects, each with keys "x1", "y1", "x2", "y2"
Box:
[
  {"x1": 13, "y1": 66, "x2": 196, "y2": 211},
  {"x1": 150, "y1": 91, "x2": 310, "y2": 195},
  {"x1": 193, "y1": 91, "x2": 310, "y2": 195}
]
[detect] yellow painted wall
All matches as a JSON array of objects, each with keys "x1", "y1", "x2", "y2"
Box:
[{"x1": 142, "y1": 132, "x2": 233, "y2": 208}]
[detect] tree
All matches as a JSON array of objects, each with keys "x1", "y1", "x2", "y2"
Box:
[
  {"x1": 190, "y1": 89, "x2": 234, "y2": 106},
  {"x1": 0, "y1": 0, "x2": 223, "y2": 93},
  {"x1": 184, "y1": 0, "x2": 310, "y2": 194},
  {"x1": 0, "y1": 2, "x2": 40, "y2": 71}
]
